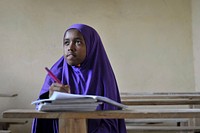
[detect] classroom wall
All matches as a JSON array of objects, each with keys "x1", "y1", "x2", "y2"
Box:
[
  {"x1": 192, "y1": 0, "x2": 200, "y2": 91},
  {"x1": 0, "y1": 0, "x2": 194, "y2": 132}
]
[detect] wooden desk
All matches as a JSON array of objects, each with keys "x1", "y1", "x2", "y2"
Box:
[
  {"x1": 0, "y1": 118, "x2": 27, "y2": 130},
  {"x1": 0, "y1": 93, "x2": 22, "y2": 132},
  {"x1": 121, "y1": 92, "x2": 200, "y2": 106},
  {"x1": 3, "y1": 109, "x2": 200, "y2": 133},
  {"x1": 122, "y1": 99, "x2": 200, "y2": 105},
  {"x1": 120, "y1": 92, "x2": 200, "y2": 100}
]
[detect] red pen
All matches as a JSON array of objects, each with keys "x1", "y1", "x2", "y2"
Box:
[{"x1": 45, "y1": 67, "x2": 61, "y2": 84}]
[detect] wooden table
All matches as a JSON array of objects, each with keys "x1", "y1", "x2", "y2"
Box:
[
  {"x1": 120, "y1": 92, "x2": 200, "y2": 100},
  {"x1": 121, "y1": 92, "x2": 200, "y2": 106},
  {"x1": 3, "y1": 108, "x2": 200, "y2": 133},
  {"x1": 122, "y1": 99, "x2": 200, "y2": 105}
]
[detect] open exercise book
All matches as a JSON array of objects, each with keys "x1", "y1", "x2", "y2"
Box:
[{"x1": 32, "y1": 91, "x2": 127, "y2": 111}]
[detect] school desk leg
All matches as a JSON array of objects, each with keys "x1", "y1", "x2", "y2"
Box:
[{"x1": 59, "y1": 118, "x2": 87, "y2": 133}]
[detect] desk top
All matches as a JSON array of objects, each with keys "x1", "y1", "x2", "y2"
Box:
[
  {"x1": 122, "y1": 99, "x2": 200, "y2": 105},
  {"x1": 121, "y1": 95, "x2": 200, "y2": 99},
  {"x1": 3, "y1": 109, "x2": 200, "y2": 119}
]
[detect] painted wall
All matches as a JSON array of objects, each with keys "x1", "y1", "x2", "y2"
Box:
[
  {"x1": 192, "y1": 0, "x2": 200, "y2": 91},
  {"x1": 0, "y1": 0, "x2": 194, "y2": 132}
]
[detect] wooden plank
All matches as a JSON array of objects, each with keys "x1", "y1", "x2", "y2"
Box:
[
  {"x1": 126, "y1": 126, "x2": 200, "y2": 131},
  {"x1": 121, "y1": 92, "x2": 200, "y2": 95},
  {"x1": 0, "y1": 118, "x2": 28, "y2": 124},
  {"x1": 120, "y1": 92, "x2": 200, "y2": 99},
  {"x1": 121, "y1": 95, "x2": 200, "y2": 99},
  {"x1": 125, "y1": 118, "x2": 189, "y2": 124},
  {"x1": 0, "y1": 118, "x2": 28, "y2": 130},
  {"x1": 3, "y1": 109, "x2": 200, "y2": 119},
  {"x1": 122, "y1": 99, "x2": 200, "y2": 105}
]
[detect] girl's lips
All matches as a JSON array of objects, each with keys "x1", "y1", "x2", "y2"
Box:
[{"x1": 67, "y1": 52, "x2": 76, "y2": 57}]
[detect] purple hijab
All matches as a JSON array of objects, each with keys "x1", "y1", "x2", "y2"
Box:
[{"x1": 32, "y1": 24, "x2": 127, "y2": 133}]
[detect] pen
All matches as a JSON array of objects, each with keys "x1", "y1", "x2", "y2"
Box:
[{"x1": 45, "y1": 67, "x2": 61, "y2": 84}]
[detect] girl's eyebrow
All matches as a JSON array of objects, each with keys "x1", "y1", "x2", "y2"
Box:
[{"x1": 64, "y1": 37, "x2": 82, "y2": 41}]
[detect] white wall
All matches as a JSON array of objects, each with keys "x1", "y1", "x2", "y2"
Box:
[
  {"x1": 0, "y1": 0, "x2": 194, "y2": 132},
  {"x1": 192, "y1": 0, "x2": 200, "y2": 91}
]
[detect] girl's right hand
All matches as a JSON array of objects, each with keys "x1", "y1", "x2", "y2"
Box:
[{"x1": 49, "y1": 83, "x2": 70, "y2": 97}]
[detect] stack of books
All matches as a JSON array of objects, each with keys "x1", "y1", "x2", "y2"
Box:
[{"x1": 32, "y1": 91, "x2": 127, "y2": 111}]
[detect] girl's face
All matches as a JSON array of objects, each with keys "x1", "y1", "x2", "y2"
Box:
[{"x1": 63, "y1": 29, "x2": 86, "y2": 66}]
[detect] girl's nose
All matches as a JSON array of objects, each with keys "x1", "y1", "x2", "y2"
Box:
[{"x1": 68, "y1": 41, "x2": 75, "y2": 51}]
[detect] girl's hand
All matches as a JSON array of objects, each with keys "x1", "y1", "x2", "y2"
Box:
[{"x1": 49, "y1": 83, "x2": 70, "y2": 97}]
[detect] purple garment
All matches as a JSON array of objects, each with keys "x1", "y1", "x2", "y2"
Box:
[{"x1": 32, "y1": 24, "x2": 127, "y2": 133}]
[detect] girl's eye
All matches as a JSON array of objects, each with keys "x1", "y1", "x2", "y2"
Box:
[
  {"x1": 64, "y1": 41, "x2": 70, "y2": 46},
  {"x1": 75, "y1": 40, "x2": 81, "y2": 45}
]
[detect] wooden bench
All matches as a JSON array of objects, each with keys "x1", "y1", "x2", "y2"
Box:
[
  {"x1": 125, "y1": 118, "x2": 190, "y2": 125},
  {"x1": 126, "y1": 126, "x2": 200, "y2": 131},
  {"x1": 0, "y1": 93, "x2": 28, "y2": 132},
  {"x1": 0, "y1": 118, "x2": 28, "y2": 130},
  {"x1": 121, "y1": 92, "x2": 200, "y2": 132},
  {"x1": 3, "y1": 108, "x2": 200, "y2": 133},
  {"x1": 2, "y1": 92, "x2": 200, "y2": 132},
  {"x1": 121, "y1": 92, "x2": 200, "y2": 100}
]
